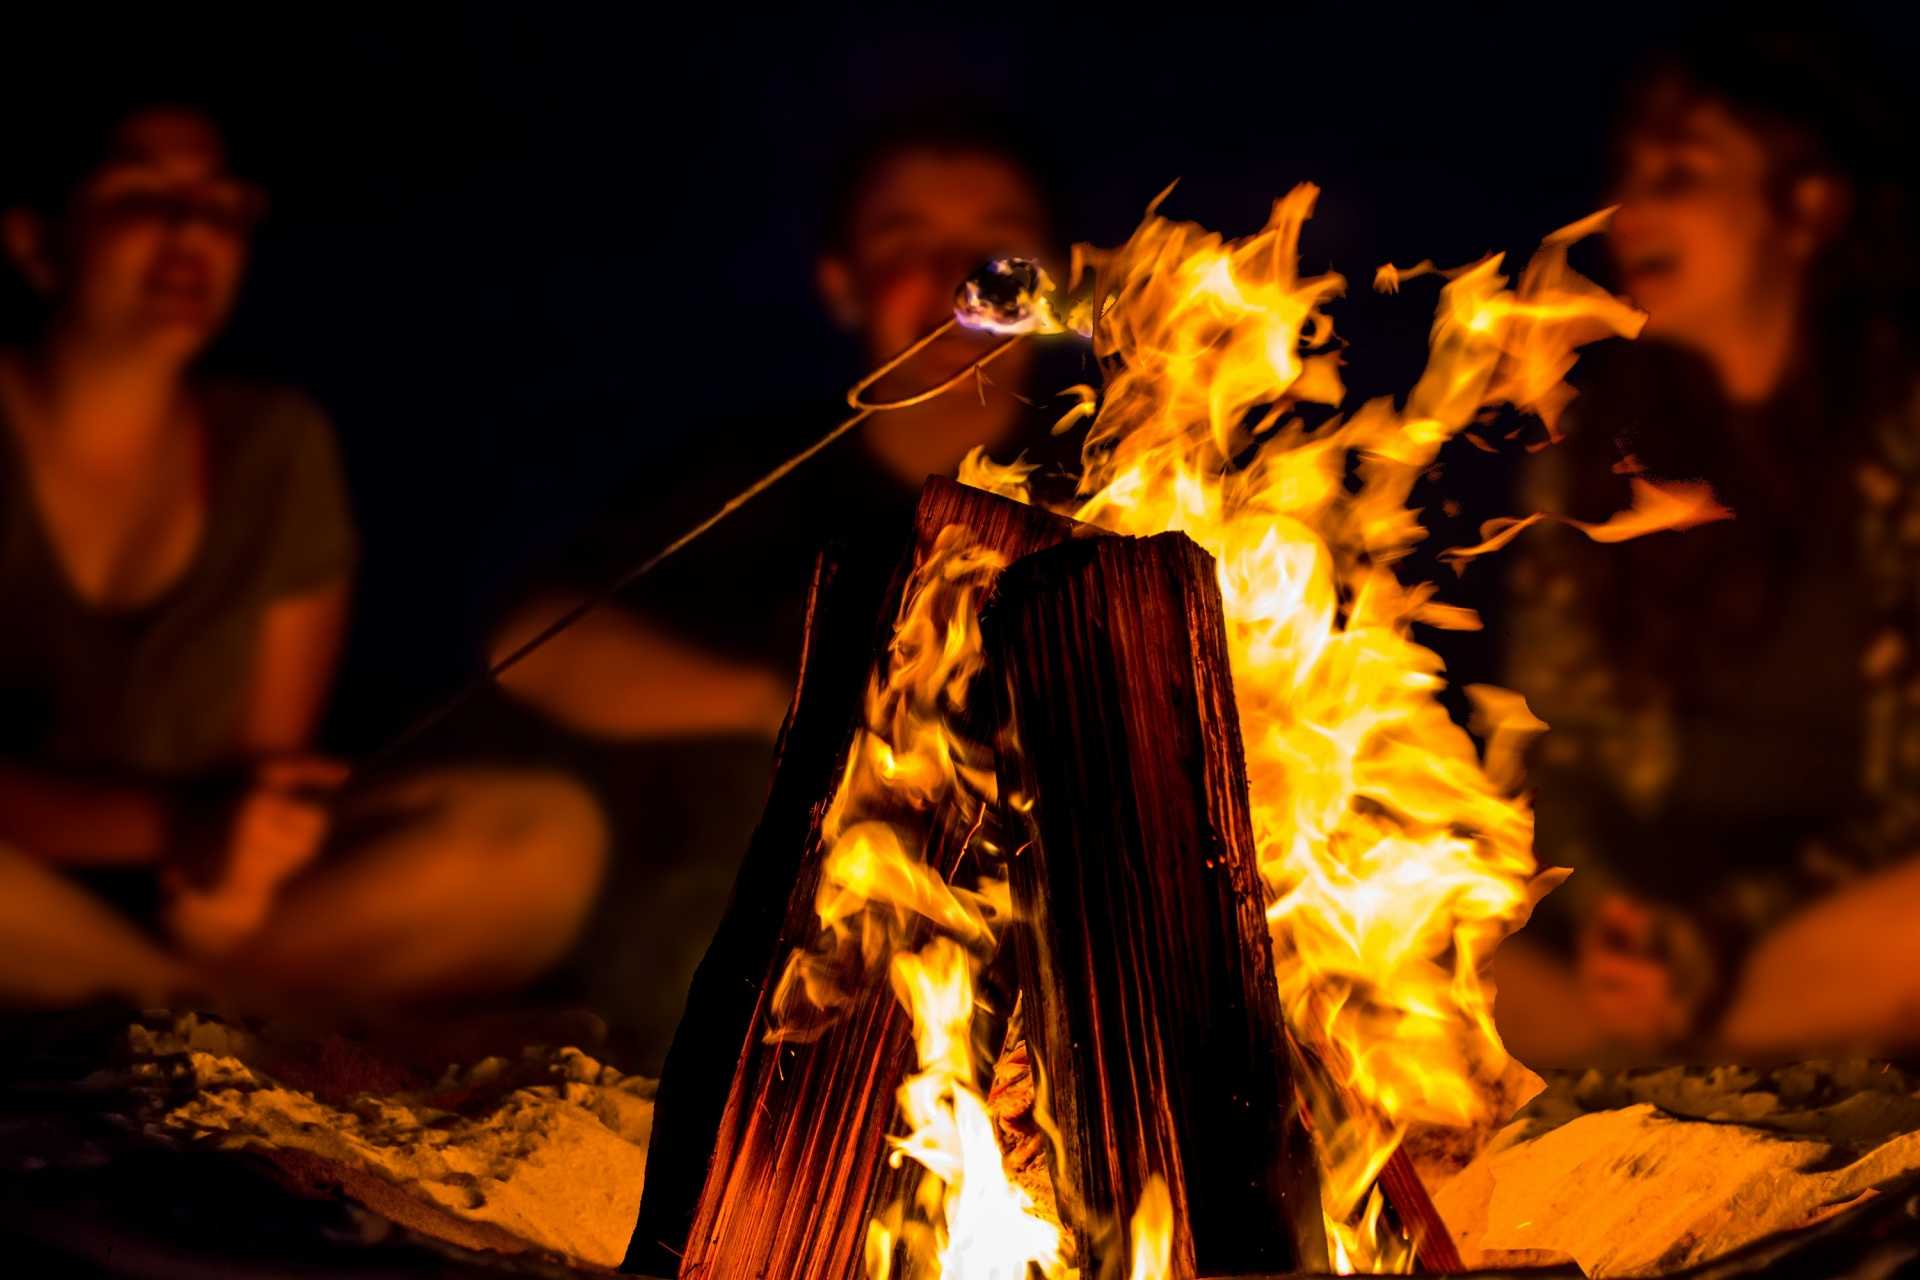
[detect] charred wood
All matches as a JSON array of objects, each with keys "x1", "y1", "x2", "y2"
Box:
[{"x1": 627, "y1": 479, "x2": 1077, "y2": 1279}]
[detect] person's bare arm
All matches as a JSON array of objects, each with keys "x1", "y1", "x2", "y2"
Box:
[
  {"x1": 0, "y1": 765, "x2": 172, "y2": 866},
  {"x1": 0, "y1": 582, "x2": 349, "y2": 868},
  {"x1": 156, "y1": 586, "x2": 351, "y2": 953},
  {"x1": 237, "y1": 581, "x2": 350, "y2": 756},
  {"x1": 1719, "y1": 856, "x2": 1920, "y2": 1057},
  {"x1": 492, "y1": 593, "x2": 789, "y2": 740}
]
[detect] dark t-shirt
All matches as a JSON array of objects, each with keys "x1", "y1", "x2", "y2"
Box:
[
  {"x1": 0, "y1": 381, "x2": 357, "y2": 780},
  {"x1": 1504, "y1": 340, "x2": 1887, "y2": 943},
  {"x1": 521, "y1": 382, "x2": 1086, "y2": 1070},
  {"x1": 569, "y1": 426, "x2": 923, "y2": 680},
  {"x1": 554, "y1": 389, "x2": 1089, "y2": 686}
]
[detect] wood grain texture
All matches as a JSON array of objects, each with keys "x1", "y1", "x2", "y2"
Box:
[
  {"x1": 624, "y1": 544, "x2": 888, "y2": 1276},
  {"x1": 984, "y1": 532, "x2": 1329, "y2": 1279},
  {"x1": 628, "y1": 479, "x2": 1079, "y2": 1279},
  {"x1": 1380, "y1": 1144, "x2": 1465, "y2": 1273}
]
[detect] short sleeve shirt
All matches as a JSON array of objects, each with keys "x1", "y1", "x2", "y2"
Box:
[{"x1": 0, "y1": 381, "x2": 357, "y2": 779}]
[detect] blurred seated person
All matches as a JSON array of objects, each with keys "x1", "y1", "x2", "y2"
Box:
[
  {"x1": 0, "y1": 99, "x2": 605, "y2": 1015},
  {"x1": 487, "y1": 113, "x2": 1077, "y2": 1067},
  {"x1": 493, "y1": 111, "x2": 1074, "y2": 737},
  {"x1": 1492, "y1": 36, "x2": 1919, "y2": 1063}
]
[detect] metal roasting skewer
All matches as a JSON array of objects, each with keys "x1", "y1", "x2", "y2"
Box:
[{"x1": 353, "y1": 281, "x2": 1048, "y2": 784}]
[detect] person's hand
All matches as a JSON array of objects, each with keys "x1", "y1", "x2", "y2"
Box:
[
  {"x1": 226, "y1": 756, "x2": 347, "y2": 883},
  {"x1": 1576, "y1": 893, "x2": 1697, "y2": 1053},
  {"x1": 165, "y1": 757, "x2": 348, "y2": 959}
]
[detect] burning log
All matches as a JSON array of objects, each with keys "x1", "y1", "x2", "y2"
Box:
[
  {"x1": 624, "y1": 549, "x2": 880, "y2": 1277},
  {"x1": 1288, "y1": 1022, "x2": 1466, "y2": 1272},
  {"x1": 630, "y1": 478, "x2": 1452, "y2": 1278},
  {"x1": 626, "y1": 479, "x2": 1077, "y2": 1278},
  {"x1": 1379, "y1": 1145, "x2": 1466, "y2": 1273},
  {"x1": 983, "y1": 532, "x2": 1330, "y2": 1278}
]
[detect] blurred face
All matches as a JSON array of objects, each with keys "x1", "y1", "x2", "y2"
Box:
[
  {"x1": 819, "y1": 147, "x2": 1050, "y2": 368},
  {"x1": 35, "y1": 108, "x2": 261, "y2": 358},
  {"x1": 1608, "y1": 100, "x2": 1813, "y2": 346}
]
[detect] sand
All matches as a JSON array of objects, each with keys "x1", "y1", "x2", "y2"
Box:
[
  {"x1": 1432, "y1": 1061, "x2": 1920, "y2": 1275},
  {"x1": 121, "y1": 1015, "x2": 1920, "y2": 1276},
  {"x1": 129, "y1": 1014, "x2": 654, "y2": 1268}
]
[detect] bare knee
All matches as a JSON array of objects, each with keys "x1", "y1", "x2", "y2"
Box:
[
  {"x1": 439, "y1": 770, "x2": 610, "y2": 967},
  {"x1": 450, "y1": 766, "x2": 605, "y2": 891},
  {"x1": 1720, "y1": 858, "x2": 1920, "y2": 1056}
]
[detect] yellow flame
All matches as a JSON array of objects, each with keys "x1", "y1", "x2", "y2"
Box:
[
  {"x1": 768, "y1": 527, "x2": 1068, "y2": 1278},
  {"x1": 976, "y1": 186, "x2": 1662, "y2": 1268},
  {"x1": 796, "y1": 185, "x2": 1701, "y2": 1277},
  {"x1": 888, "y1": 939, "x2": 1066, "y2": 1280},
  {"x1": 770, "y1": 528, "x2": 1010, "y2": 1034},
  {"x1": 1126, "y1": 1175, "x2": 1173, "y2": 1280}
]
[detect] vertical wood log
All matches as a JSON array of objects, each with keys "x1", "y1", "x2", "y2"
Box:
[
  {"x1": 624, "y1": 545, "x2": 888, "y2": 1277},
  {"x1": 983, "y1": 532, "x2": 1329, "y2": 1278},
  {"x1": 626, "y1": 479, "x2": 1079, "y2": 1278}
]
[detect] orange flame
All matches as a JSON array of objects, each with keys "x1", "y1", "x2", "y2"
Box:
[
  {"x1": 801, "y1": 185, "x2": 1698, "y2": 1277},
  {"x1": 768, "y1": 528, "x2": 1068, "y2": 1279},
  {"x1": 1439, "y1": 477, "x2": 1733, "y2": 566},
  {"x1": 972, "y1": 187, "x2": 1660, "y2": 1268}
]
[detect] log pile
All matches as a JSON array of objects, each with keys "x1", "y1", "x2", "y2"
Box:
[{"x1": 626, "y1": 477, "x2": 1453, "y2": 1278}]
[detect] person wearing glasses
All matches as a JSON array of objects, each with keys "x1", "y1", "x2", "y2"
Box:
[{"x1": 0, "y1": 101, "x2": 607, "y2": 1016}]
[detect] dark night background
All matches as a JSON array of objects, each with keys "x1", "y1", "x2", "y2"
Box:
[{"x1": 4, "y1": 2, "x2": 1915, "y2": 753}]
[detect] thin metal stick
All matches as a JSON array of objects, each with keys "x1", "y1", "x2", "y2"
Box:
[
  {"x1": 356, "y1": 323, "x2": 1027, "y2": 778},
  {"x1": 847, "y1": 320, "x2": 1022, "y2": 410}
]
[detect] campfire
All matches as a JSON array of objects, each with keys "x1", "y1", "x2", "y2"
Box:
[
  {"x1": 621, "y1": 186, "x2": 1742, "y2": 1280},
  {"x1": 22, "y1": 190, "x2": 1920, "y2": 1280}
]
